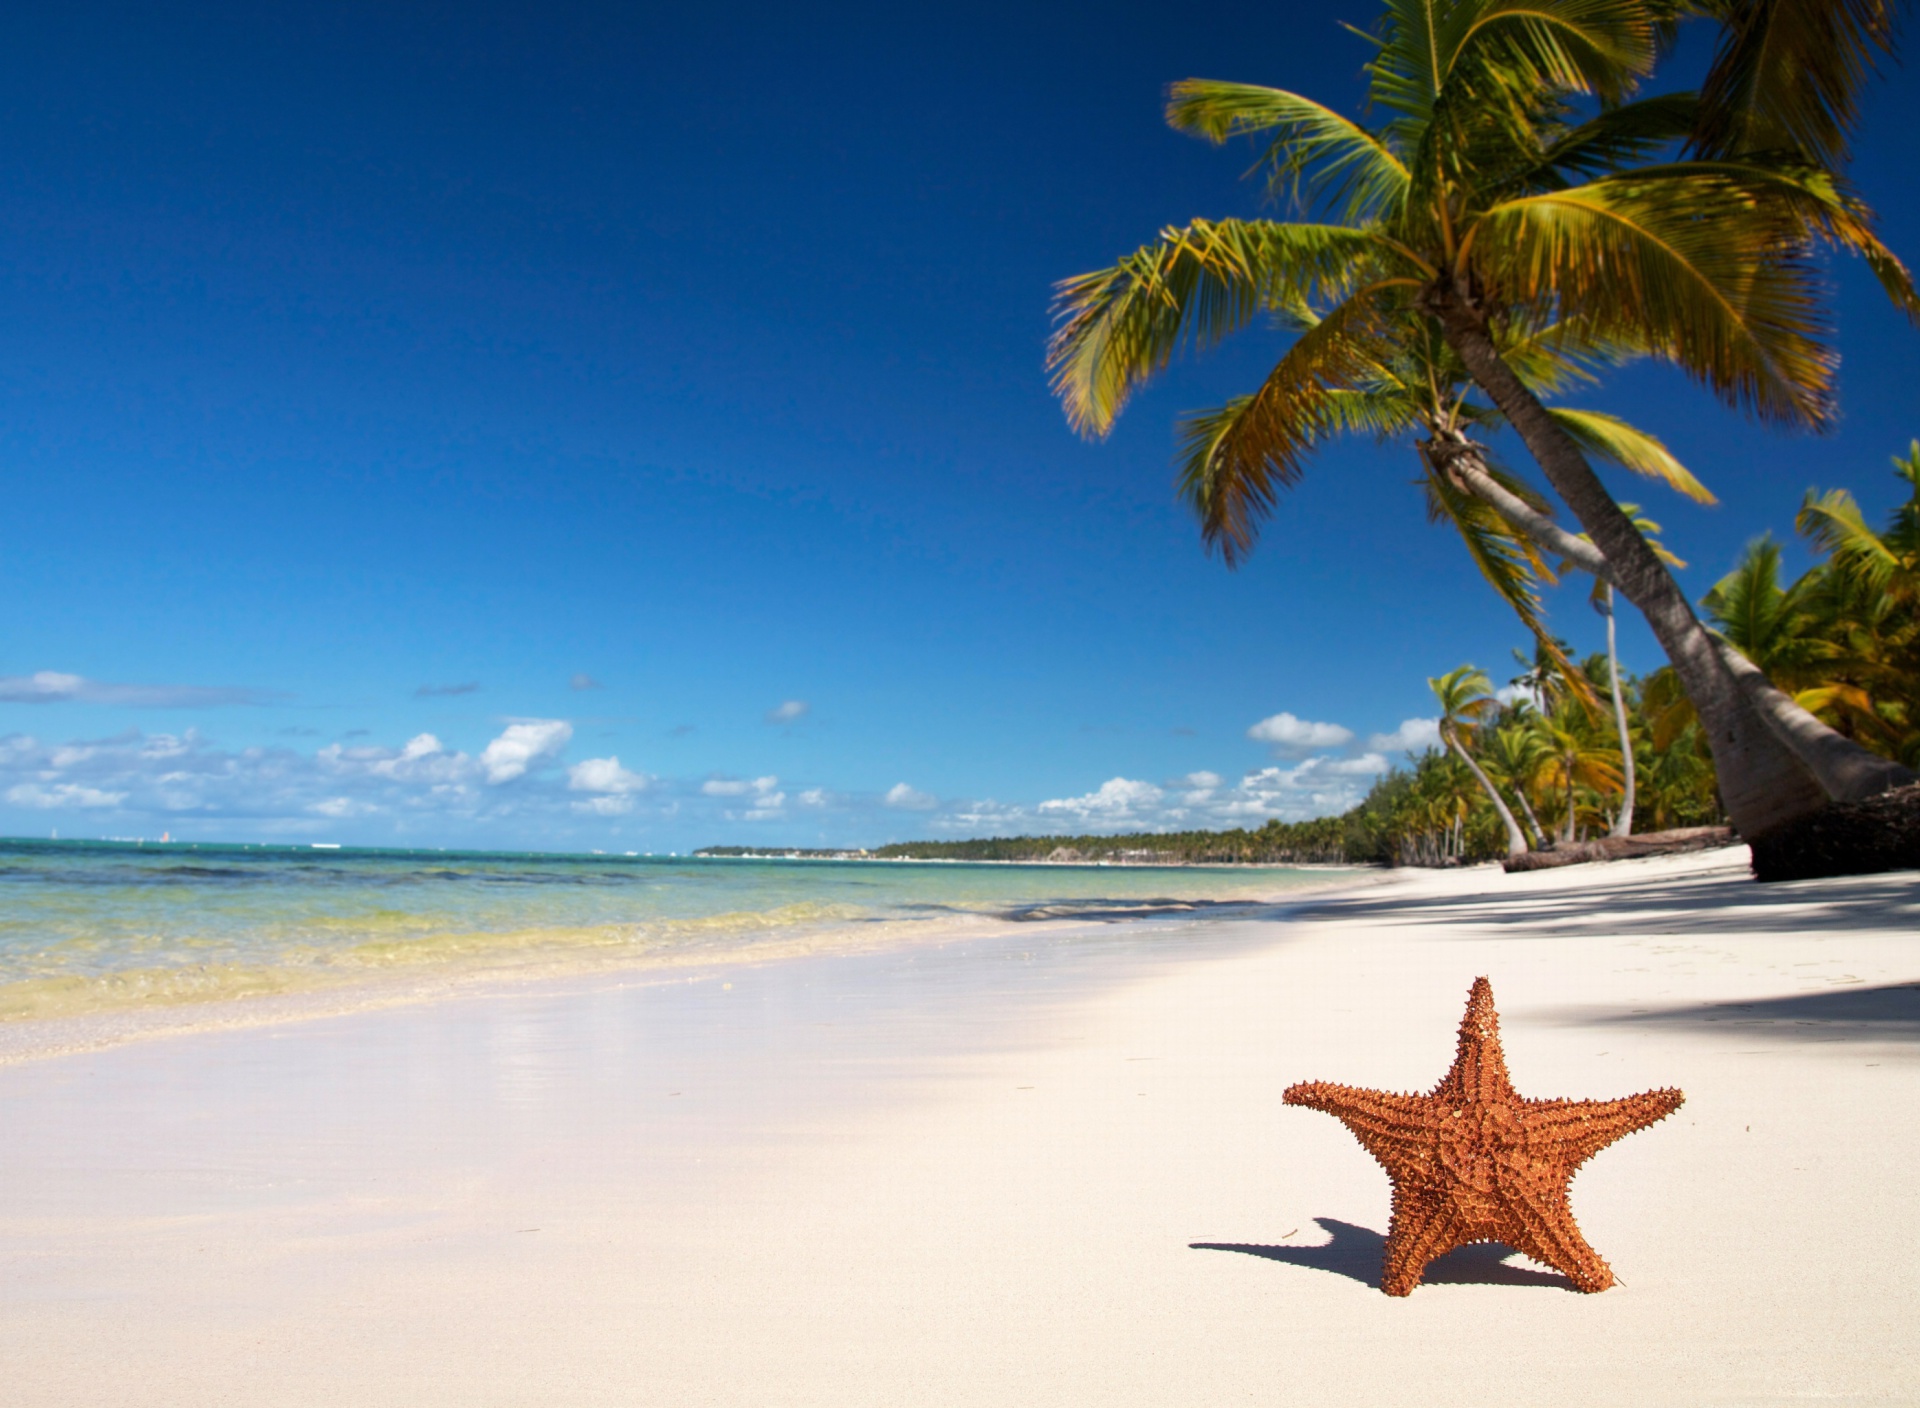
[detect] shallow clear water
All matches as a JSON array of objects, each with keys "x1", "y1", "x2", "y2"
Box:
[{"x1": 0, "y1": 839, "x2": 1347, "y2": 1020}]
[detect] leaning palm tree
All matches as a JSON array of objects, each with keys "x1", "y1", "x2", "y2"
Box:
[
  {"x1": 1430, "y1": 665, "x2": 1530, "y2": 857},
  {"x1": 1048, "y1": 0, "x2": 1916, "y2": 844}
]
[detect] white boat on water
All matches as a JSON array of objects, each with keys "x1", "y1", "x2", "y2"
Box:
[{"x1": 311, "y1": 843, "x2": 342, "y2": 850}]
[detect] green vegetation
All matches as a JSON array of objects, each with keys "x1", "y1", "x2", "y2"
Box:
[
  {"x1": 1048, "y1": 0, "x2": 1914, "y2": 846},
  {"x1": 1703, "y1": 446, "x2": 1920, "y2": 769},
  {"x1": 872, "y1": 818, "x2": 1350, "y2": 865}
]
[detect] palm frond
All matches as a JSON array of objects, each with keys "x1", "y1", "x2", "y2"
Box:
[
  {"x1": 1165, "y1": 80, "x2": 1411, "y2": 223},
  {"x1": 1048, "y1": 219, "x2": 1385, "y2": 437},
  {"x1": 1174, "y1": 293, "x2": 1400, "y2": 563},
  {"x1": 1526, "y1": 91, "x2": 1698, "y2": 188},
  {"x1": 1446, "y1": 0, "x2": 1659, "y2": 103},
  {"x1": 1545, "y1": 407, "x2": 1716, "y2": 502},
  {"x1": 1472, "y1": 171, "x2": 1836, "y2": 426},
  {"x1": 1797, "y1": 488, "x2": 1904, "y2": 593},
  {"x1": 1690, "y1": 0, "x2": 1898, "y2": 166},
  {"x1": 1421, "y1": 444, "x2": 1565, "y2": 649}
]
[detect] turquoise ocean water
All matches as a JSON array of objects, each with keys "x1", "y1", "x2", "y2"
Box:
[{"x1": 0, "y1": 839, "x2": 1348, "y2": 1020}]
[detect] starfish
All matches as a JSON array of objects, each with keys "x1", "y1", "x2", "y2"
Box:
[{"x1": 1284, "y1": 977, "x2": 1684, "y2": 1296}]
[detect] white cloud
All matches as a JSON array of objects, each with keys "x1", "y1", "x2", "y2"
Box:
[
  {"x1": 0, "y1": 670, "x2": 275, "y2": 707},
  {"x1": 1366, "y1": 717, "x2": 1443, "y2": 754},
  {"x1": 1247, "y1": 712, "x2": 1355, "y2": 756},
  {"x1": 1496, "y1": 683, "x2": 1541, "y2": 708},
  {"x1": 572, "y1": 794, "x2": 635, "y2": 817},
  {"x1": 702, "y1": 774, "x2": 779, "y2": 797},
  {"x1": 797, "y1": 788, "x2": 831, "y2": 807},
  {"x1": 6, "y1": 781, "x2": 126, "y2": 809},
  {"x1": 310, "y1": 796, "x2": 372, "y2": 819},
  {"x1": 569, "y1": 673, "x2": 604, "y2": 692},
  {"x1": 1037, "y1": 776, "x2": 1165, "y2": 823},
  {"x1": 742, "y1": 792, "x2": 787, "y2": 819},
  {"x1": 478, "y1": 720, "x2": 572, "y2": 784},
  {"x1": 567, "y1": 756, "x2": 649, "y2": 794},
  {"x1": 884, "y1": 782, "x2": 937, "y2": 811},
  {"x1": 765, "y1": 700, "x2": 810, "y2": 724}
]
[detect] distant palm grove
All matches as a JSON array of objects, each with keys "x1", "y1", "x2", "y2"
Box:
[{"x1": 884, "y1": 453, "x2": 1920, "y2": 868}]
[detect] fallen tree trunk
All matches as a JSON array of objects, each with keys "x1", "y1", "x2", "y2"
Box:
[{"x1": 1502, "y1": 826, "x2": 1737, "y2": 873}]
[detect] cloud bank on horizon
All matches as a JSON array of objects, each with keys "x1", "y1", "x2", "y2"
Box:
[{"x1": 0, "y1": 695, "x2": 1436, "y2": 845}]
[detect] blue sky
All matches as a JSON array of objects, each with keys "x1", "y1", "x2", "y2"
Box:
[{"x1": 2, "y1": 0, "x2": 1917, "y2": 850}]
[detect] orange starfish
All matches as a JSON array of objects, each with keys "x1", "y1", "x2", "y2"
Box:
[{"x1": 1284, "y1": 977, "x2": 1684, "y2": 1296}]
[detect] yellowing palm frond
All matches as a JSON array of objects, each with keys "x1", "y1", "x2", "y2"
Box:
[
  {"x1": 1173, "y1": 293, "x2": 1401, "y2": 563},
  {"x1": 1545, "y1": 407, "x2": 1715, "y2": 502},
  {"x1": 1048, "y1": 219, "x2": 1384, "y2": 436}
]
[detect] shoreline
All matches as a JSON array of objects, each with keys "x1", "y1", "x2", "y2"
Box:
[
  {"x1": 0, "y1": 867, "x2": 1387, "y2": 1068},
  {"x1": 3, "y1": 847, "x2": 1915, "y2": 1405}
]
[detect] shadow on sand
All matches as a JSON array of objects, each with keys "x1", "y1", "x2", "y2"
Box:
[
  {"x1": 1289, "y1": 869, "x2": 1919, "y2": 941},
  {"x1": 1576, "y1": 981, "x2": 1920, "y2": 1044},
  {"x1": 1192, "y1": 1217, "x2": 1572, "y2": 1291}
]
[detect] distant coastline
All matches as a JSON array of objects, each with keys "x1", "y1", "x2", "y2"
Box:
[{"x1": 697, "y1": 819, "x2": 1352, "y2": 867}]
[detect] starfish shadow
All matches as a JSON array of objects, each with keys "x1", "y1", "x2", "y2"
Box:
[{"x1": 1192, "y1": 1217, "x2": 1574, "y2": 1291}]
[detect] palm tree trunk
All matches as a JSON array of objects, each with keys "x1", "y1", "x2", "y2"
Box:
[
  {"x1": 1599, "y1": 585, "x2": 1636, "y2": 837},
  {"x1": 1511, "y1": 782, "x2": 1549, "y2": 848},
  {"x1": 1441, "y1": 723, "x2": 1529, "y2": 857},
  {"x1": 1426, "y1": 283, "x2": 1828, "y2": 838},
  {"x1": 1438, "y1": 444, "x2": 1917, "y2": 802}
]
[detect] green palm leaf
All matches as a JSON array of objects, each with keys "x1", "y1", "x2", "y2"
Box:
[
  {"x1": 1473, "y1": 171, "x2": 1836, "y2": 425},
  {"x1": 1164, "y1": 80, "x2": 1410, "y2": 223},
  {"x1": 1691, "y1": 0, "x2": 1897, "y2": 165}
]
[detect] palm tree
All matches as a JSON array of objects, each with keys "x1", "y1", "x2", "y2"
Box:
[
  {"x1": 1705, "y1": 442, "x2": 1920, "y2": 766},
  {"x1": 1429, "y1": 665, "x2": 1530, "y2": 857},
  {"x1": 1532, "y1": 708, "x2": 1626, "y2": 842},
  {"x1": 1580, "y1": 503, "x2": 1681, "y2": 835},
  {"x1": 1048, "y1": 0, "x2": 1915, "y2": 842},
  {"x1": 1482, "y1": 719, "x2": 1556, "y2": 847}
]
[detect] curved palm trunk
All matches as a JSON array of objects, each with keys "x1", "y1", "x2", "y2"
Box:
[
  {"x1": 1511, "y1": 780, "x2": 1549, "y2": 848},
  {"x1": 1598, "y1": 585, "x2": 1636, "y2": 837},
  {"x1": 1441, "y1": 722, "x2": 1529, "y2": 857},
  {"x1": 1438, "y1": 445, "x2": 1916, "y2": 802},
  {"x1": 1427, "y1": 284, "x2": 1829, "y2": 838}
]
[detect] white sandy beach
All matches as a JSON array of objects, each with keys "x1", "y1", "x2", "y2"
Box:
[{"x1": 2, "y1": 848, "x2": 1916, "y2": 1406}]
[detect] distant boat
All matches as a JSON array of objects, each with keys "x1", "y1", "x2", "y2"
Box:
[{"x1": 311, "y1": 843, "x2": 342, "y2": 850}]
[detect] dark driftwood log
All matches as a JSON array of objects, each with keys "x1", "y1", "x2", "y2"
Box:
[
  {"x1": 1502, "y1": 826, "x2": 1737, "y2": 873},
  {"x1": 1747, "y1": 783, "x2": 1920, "y2": 883}
]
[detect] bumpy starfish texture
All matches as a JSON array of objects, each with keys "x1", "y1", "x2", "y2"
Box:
[{"x1": 1284, "y1": 977, "x2": 1683, "y2": 1296}]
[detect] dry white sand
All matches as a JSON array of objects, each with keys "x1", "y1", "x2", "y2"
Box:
[{"x1": 1, "y1": 848, "x2": 1915, "y2": 1406}]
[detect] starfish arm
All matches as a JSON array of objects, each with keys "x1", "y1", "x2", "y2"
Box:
[
  {"x1": 1380, "y1": 1191, "x2": 1470, "y2": 1297},
  {"x1": 1498, "y1": 1184, "x2": 1615, "y2": 1293},
  {"x1": 1285, "y1": 1082, "x2": 1442, "y2": 1170},
  {"x1": 1521, "y1": 1089, "x2": 1686, "y2": 1166}
]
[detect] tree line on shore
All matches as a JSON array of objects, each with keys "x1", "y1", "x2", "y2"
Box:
[{"x1": 879, "y1": 452, "x2": 1919, "y2": 869}]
